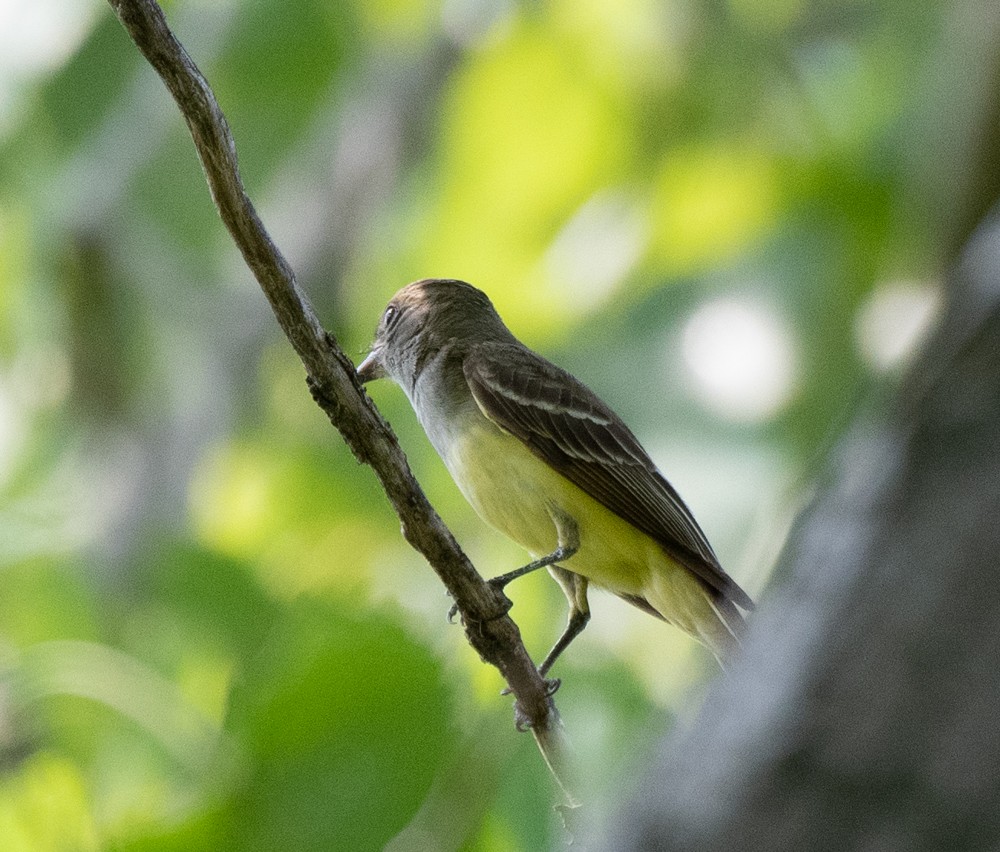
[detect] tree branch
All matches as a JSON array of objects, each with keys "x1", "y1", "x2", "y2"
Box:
[{"x1": 106, "y1": 0, "x2": 577, "y2": 804}]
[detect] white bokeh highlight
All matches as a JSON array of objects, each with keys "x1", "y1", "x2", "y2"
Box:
[
  {"x1": 855, "y1": 279, "x2": 941, "y2": 372},
  {"x1": 681, "y1": 297, "x2": 797, "y2": 422},
  {"x1": 0, "y1": 0, "x2": 98, "y2": 135},
  {"x1": 546, "y1": 190, "x2": 647, "y2": 313}
]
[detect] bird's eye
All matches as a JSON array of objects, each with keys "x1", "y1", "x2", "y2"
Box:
[{"x1": 383, "y1": 304, "x2": 399, "y2": 328}]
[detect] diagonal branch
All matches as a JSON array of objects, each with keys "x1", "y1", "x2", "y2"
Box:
[{"x1": 106, "y1": 0, "x2": 577, "y2": 804}]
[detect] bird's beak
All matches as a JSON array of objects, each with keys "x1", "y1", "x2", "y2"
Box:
[{"x1": 356, "y1": 348, "x2": 386, "y2": 383}]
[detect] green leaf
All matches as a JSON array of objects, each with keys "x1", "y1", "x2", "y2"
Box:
[{"x1": 222, "y1": 599, "x2": 451, "y2": 851}]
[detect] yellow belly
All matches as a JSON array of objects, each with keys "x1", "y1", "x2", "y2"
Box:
[
  {"x1": 441, "y1": 420, "x2": 738, "y2": 659},
  {"x1": 442, "y1": 422, "x2": 655, "y2": 593}
]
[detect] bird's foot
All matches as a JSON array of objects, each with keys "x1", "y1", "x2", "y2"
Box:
[
  {"x1": 514, "y1": 701, "x2": 532, "y2": 732},
  {"x1": 502, "y1": 677, "x2": 561, "y2": 698},
  {"x1": 511, "y1": 679, "x2": 561, "y2": 732},
  {"x1": 446, "y1": 579, "x2": 512, "y2": 625}
]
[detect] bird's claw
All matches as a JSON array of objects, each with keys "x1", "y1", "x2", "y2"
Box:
[
  {"x1": 514, "y1": 702, "x2": 532, "y2": 732},
  {"x1": 506, "y1": 676, "x2": 563, "y2": 733},
  {"x1": 446, "y1": 581, "x2": 513, "y2": 626},
  {"x1": 501, "y1": 678, "x2": 562, "y2": 734},
  {"x1": 501, "y1": 677, "x2": 560, "y2": 697}
]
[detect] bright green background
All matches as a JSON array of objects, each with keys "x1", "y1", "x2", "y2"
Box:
[{"x1": 0, "y1": 0, "x2": 990, "y2": 848}]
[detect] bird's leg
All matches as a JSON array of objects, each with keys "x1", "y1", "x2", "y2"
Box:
[
  {"x1": 486, "y1": 542, "x2": 579, "y2": 591},
  {"x1": 539, "y1": 566, "x2": 591, "y2": 679},
  {"x1": 502, "y1": 511, "x2": 588, "y2": 703},
  {"x1": 448, "y1": 508, "x2": 579, "y2": 625},
  {"x1": 501, "y1": 566, "x2": 590, "y2": 703},
  {"x1": 445, "y1": 541, "x2": 579, "y2": 624},
  {"x1": 491, "y1": 504, "x2": 579, "y2": 588}
]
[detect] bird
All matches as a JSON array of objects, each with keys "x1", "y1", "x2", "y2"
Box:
[{"x1": 357, "y1": 278, "x2": 753, "y2": 677}]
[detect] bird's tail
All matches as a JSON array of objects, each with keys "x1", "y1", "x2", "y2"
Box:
[
  {"x1": 704, "y1": 593, "x2": 747, "y2": 671},
  {"x1": 639, "y1": 567, "x2": 751, "y2": 671}
]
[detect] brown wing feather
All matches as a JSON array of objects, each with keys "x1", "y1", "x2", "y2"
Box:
[{"x1": 464, "y1": 341, "x2": 753, "y2": 611}]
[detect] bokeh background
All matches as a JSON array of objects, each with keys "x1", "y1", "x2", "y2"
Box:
[{"x1": 0, "y1": 0, "x2": 994, "y2": 848}]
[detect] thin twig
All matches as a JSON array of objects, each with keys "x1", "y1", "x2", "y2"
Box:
[{"x1": 105, "y1": 0, "x2": 578, "y2": 804}]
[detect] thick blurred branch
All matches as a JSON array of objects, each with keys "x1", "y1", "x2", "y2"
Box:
[
  {"x1": 105, "y1": 0, "x2": 576, "y2": 802},
  {"x1": 612, "y1": 207, "x2": 1000, "y2": 848}
]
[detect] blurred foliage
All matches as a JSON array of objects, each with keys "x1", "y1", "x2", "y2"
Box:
[{"x1": 0, "y1": 0, "x2": 995, "y2": 848}]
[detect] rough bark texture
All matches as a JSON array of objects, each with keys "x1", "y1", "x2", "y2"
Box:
[{"x1": 612, "y1": 210, "x2": 1000, "y2": 850}]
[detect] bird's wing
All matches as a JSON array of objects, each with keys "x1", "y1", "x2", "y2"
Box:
[{"x1": 463, "y1": 341, "x2": 753, "y2": 610}]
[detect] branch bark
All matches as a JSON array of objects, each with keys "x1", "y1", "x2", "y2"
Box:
[{"x1": 105, "y1": 0, "x2": 577, "y2": 803}]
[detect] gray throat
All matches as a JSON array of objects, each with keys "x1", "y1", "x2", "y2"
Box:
[{"x1": 409, "y1": 343, "x2": 483, "y2": 459}]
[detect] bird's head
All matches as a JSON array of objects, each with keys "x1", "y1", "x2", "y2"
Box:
[{"x1": 357, "y1": 278, "x2": 507, "y2": 388}]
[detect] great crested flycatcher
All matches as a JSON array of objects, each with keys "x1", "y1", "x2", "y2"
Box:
[{"x1": 358, "y1": 278, "x2": 753, "y2": 675}]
